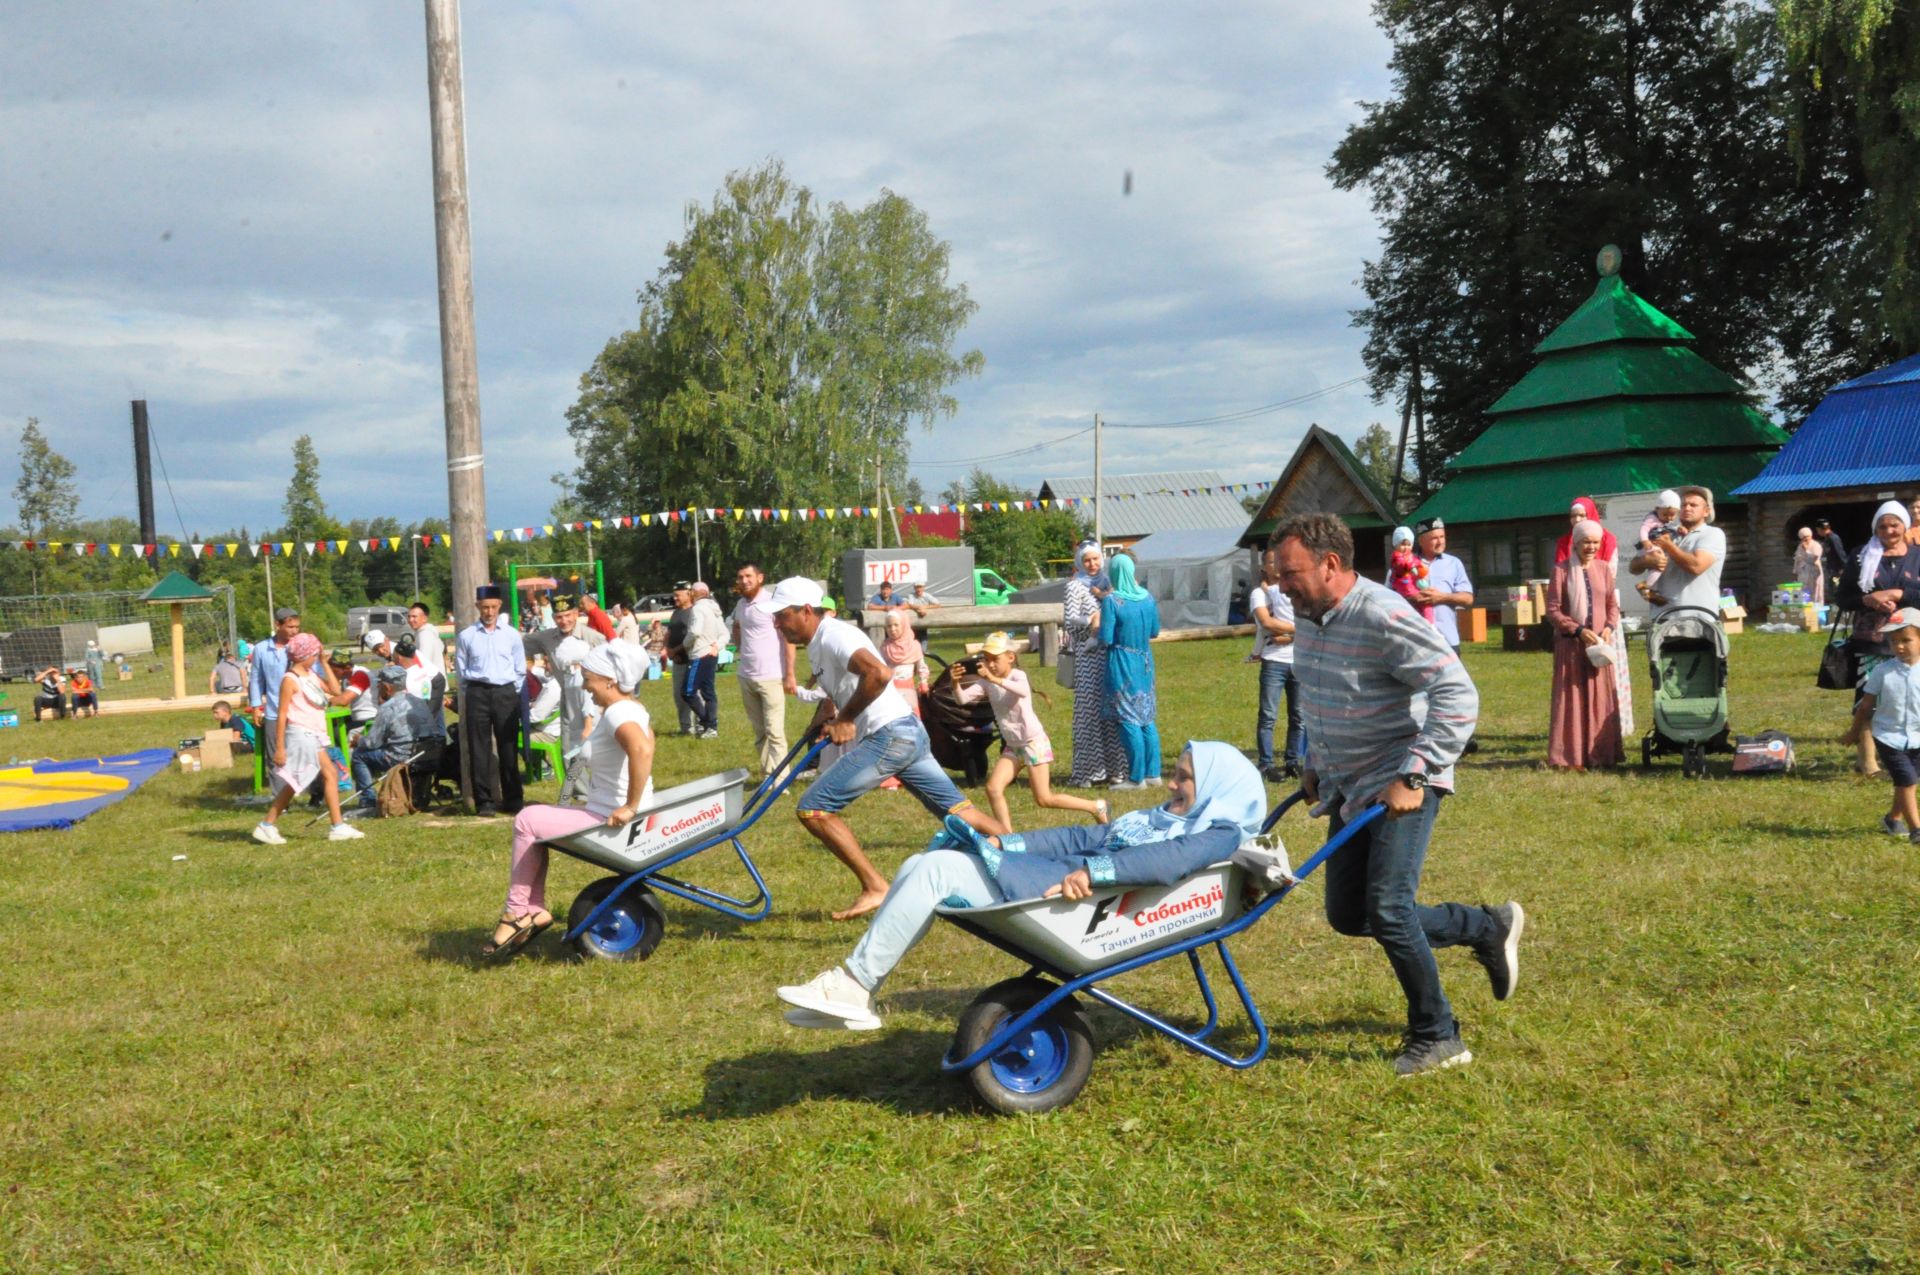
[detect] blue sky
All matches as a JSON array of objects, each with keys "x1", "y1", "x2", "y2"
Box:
[{"x1": 1, "y1": 1, "x2": 1392, "y2": 537}]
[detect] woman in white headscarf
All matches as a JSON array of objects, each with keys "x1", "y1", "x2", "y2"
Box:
[
  {"x1": 1545, "y1": 520, "x2": 1623, "y2": 769},
  {"x1": 1837, "y1": 501, "x2": 1920, "y2": 777},
  {"x1": 1065, "y1": 542, "x2": 1129, "y2": 787},
  {"x1": 1793, "y1": 526, "x2": 1826, "y2": 604},
  {"x1": 483, "y1": 643, "x2": 656, "y2": 958}
]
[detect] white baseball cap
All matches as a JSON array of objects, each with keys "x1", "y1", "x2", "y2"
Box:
[
  {"x1": 1883, "y1": 607, "x2": 1920, "y2": 636},
  {"x1": 753, "y1": 576, "x2": 826, "y2": 613},
  {"x1": 362, "y1": 629, "x2": 389, "y2": 649}
]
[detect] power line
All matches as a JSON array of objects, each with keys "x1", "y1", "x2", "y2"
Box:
[
  {"x1": 145, "y1": 419, "x2": 199, "y2": 542},
  {"x1": 1101, "y1": 376, "x2": 1370, "y2": 430},
  {"x1": 912, "y1": 423, "x2": 1095, "y2": 468}
]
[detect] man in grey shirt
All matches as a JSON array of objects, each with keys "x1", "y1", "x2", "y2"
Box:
[{"x1": 1274, "y1": 512, "x2": 1525, "y2": 1078}]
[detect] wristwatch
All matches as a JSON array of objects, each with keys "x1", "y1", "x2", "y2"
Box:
[{"x1": 1400, "y1": 772, "x2": 1428, "y2": 791}]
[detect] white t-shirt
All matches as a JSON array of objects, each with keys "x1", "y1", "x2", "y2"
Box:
[
  {"x1": 528, "y1": 672, "x2": 562, "y2": 727},
  {"x1": 1654, "y1": 524, "x2": 1728, "y2": 618},
  {"x1": 1250, "y1": 583, "x2": 1295, "y2": 664},
  {"x1": 807, "y1": 617, "x2": 912, "y2": 740},
  {"x1": 410, "y1": 623, "x2": 446, "y2": 677},
  {"x1": 584, "y1": 698, "x2": 655, "y2": 819}
]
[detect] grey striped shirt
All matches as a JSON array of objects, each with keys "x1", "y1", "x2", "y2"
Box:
[{"x1": 1294, "y1": 576, "x2": 1479, "y2": 818}]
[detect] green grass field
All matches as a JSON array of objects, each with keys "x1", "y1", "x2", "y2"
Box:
[{"x1": 3, "y1": 632, "x2": 1916, "y2": 1271}]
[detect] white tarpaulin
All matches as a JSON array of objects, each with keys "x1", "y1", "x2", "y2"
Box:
[{"x1": 1127, "y1": 528, "x2": 1253, "y2": 630}]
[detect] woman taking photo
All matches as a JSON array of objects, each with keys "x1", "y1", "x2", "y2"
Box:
[
  {"x1": 1837, "y1": 502, "x2": 1920, "y2": 777},
  {"x1": 1545, "y1": 519, "x2": 1623, "y2": 770},
  {"x1": 1064, "y1": 543, "x2": 1127, "y2": 787},
  {"x1": 482, "y1": 644, "x2": 655, "y2": 959}
]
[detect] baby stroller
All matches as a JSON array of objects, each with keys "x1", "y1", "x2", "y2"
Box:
[
  {"x1": 921, "y1": 653, "x2": 1000, "y2": 785},
  {"x1": 1642, "y1": 605, "x2": 1730, "y2": 778}
]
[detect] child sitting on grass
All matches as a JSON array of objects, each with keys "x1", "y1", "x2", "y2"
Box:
[
  {"x1": 958, "y1": 632, "x2": 1108, "y2": 830},
  {"x1": 1841, "y1": 607, "x2": 1920, "y2": 845},
  {"x1": 1386, "y1": 527, "x2": 1433, "y2": 621},
  {"x1": 210, "y1": 699, "x2": 257, "y2": 751}
]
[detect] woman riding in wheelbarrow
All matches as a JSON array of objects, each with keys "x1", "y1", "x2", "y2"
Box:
[{"x1": 776, "y1": 740, "x2": 1266, "y2": 1030}]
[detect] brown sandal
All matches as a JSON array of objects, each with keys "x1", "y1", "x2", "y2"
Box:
[{"x1": 481, "y1": 911, "x2": 552, "y2": 960}]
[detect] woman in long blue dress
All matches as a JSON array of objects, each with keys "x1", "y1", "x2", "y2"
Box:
[
  {"x1": 1099, "y1": 553, "x2": 1161, "y2": 788},
  {"x1": 1065, "y1": 544, "x2": 1128, "y2": 786}
]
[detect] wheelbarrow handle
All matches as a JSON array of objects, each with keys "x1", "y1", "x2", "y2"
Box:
[{"x1": 1286, "y1": 802, "x2": 1387, "y2": 884}]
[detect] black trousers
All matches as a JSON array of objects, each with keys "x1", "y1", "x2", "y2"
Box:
[{"x1": 464, "y1": 681, "x2": 524, "y2": 810}]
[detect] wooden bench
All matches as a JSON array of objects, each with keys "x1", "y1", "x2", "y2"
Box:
[{"x1": 860, "y1": 603, "x2": 1067, "y2": 666}]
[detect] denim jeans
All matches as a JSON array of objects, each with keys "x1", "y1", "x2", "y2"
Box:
[
  {"x1": 671, "y1": 662, "x2": 695, "y2": 731},
  {"x1": 846, "y1": 849, "x2": 1002, "y2": 989},
  {"x1": 1118, "y1": 721, "x2": 1162, "y2": 781},
  {"x1": 1255, "y1": 659, "x2": 1301, "y2": 769},
  {"x1": 351, "y1": 746, "x2": 405, "y2": 801},
  {"x1": 798, "y1": 715, "x2": 969, "y2": 818},
  {"x1": 685, "y1": 656, "x2": 719, "y2": 731},
  {"x1": 1321, "y1": 789, "x2": 1493, "y2": 1042}
]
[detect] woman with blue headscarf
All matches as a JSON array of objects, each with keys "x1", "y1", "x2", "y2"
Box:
[
  {"x1": 776, "y1": 742, "x2": 1268, "y2": 1029},
  {"x1": 1065, "y1": 542, "x2": 1128, "y2": 787},
  {"x1": 1099, "y1": 552, "x2": 1162, "y2": 787}
]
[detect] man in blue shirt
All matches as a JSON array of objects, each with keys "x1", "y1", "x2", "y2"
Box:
[
  {"x1": 247, "y1": 607, "x2": 302, "y2": 753},
  {"x1": 1414, "y1": 517, "x2": 1480, "y2": 755},
  {"x1": 456, "y1": 584, "x2": 527, "y2": 816}
]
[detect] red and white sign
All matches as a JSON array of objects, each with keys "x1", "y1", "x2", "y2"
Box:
[
  {"x1": 861, "y1": 557, "x2": 928, "y2": 588},
  {"x1": 621, "y1": 795, "x2": 730, "y2": 860}
]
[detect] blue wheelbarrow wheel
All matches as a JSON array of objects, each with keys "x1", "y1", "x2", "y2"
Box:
[
  {"x1": 953, "y1": 976, "x2": 1096, "y2": 1115},
  {"x1": 567, "y1": 876, "x2": 666, "y2": 963}
]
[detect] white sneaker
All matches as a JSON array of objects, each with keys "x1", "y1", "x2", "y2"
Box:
[
  {"x1": 327, "y1": 822, "x2": 366, "y2": 841},
  {"x1": 251, "y1": 822, "x2": 286, "y2": 846},
  {"x1": 783, "y1": 1008, "x2": 883, "y2": 1032},
  {"x1": 776, "y1": 967, "x2": 881, "y2": 1029}
]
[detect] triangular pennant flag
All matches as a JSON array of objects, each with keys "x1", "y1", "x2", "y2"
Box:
[
  {"x1": 109, "y1": 543, "x2": 122, "y2": 558},
  {"x1": 542, "y1": 525, "x2": 553, "y2": 537},
  {"x1": 190, "y1": 544, "x2": 205, "y2": 558}
]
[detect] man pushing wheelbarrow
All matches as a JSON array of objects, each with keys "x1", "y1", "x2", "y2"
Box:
[{"x1": 758, "y1": 577, "x2": 1007, "y2": 922}]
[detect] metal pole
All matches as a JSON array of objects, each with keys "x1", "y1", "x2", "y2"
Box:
[
  {"x1": 692, "y1": 509, "x2": 703, "y2": 583},
  {"x1": 410, "y1": 534, "x2": 420, "y2": 601},
  {"x1": 1093, "y1": 412, "x2": 1103, "y2": 548},
  {"x1": 225, "y1": 584, "x2": 236, "y2": 654},
  {"x1": 264, "y1": 552, "x2": 274, "y2": 617},
  {"x1": 424, "y1": 0, "x2": 490, "y2": 636},
  {"x1": 131, "y1": 401, "x2": 157, "y2": 547},
  {"x1": 874, "y1": 454, "x2": 884, "y2": 550}
]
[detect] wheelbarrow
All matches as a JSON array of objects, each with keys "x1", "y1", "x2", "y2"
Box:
[
  {"x1": 934, "y1": 791, "x2": 1385, "y2": 1113},
  {"x1": 545, "y1": 732, "x2": 825, "y2": 961}
]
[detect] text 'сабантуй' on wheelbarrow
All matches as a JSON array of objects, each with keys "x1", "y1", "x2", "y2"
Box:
[
  {"x1": 933, "y1": 791, "x2": 1385, "y2": 1114},
  {"x1": 541, "y1": 731, "x2": 827, "y2": 962}
]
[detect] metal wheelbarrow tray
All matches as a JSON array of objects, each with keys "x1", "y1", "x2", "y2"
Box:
[
  {"x1": 544, "y1": 733, "x2": 824, "y2": 962},
  {"x1": 934, "y1": 792, "x2": 1385, "y2": 1113}
]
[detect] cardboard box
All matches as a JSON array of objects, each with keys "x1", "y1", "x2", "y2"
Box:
[
  {"x1": 1721, "y1": 604, "x2": 1747, "y2": 635},
  {"x1": 117, "y1": 666, "x2": 134, "y2": 681},
  {"x1": 200, "y1": 728, "x2": 236, "y2": 770},
  {"x1": 1526, "y1": 579, "x2": 1549, "y2": 614},
  {"x1": 1502, "y1": 624, "x2": 1553, "y2": 653},
  {"x1": 1462, "y1": 607, "x2": 1489, "y2": 643},
  {"x1": 1800, "y1": 604, "x2": 1822, "y2": 633},
  {"x1": 1500, "y1": 600, "x2": 1537, "y2": 627}
]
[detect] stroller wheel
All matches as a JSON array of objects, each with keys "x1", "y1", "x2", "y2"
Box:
[
  {"x1": 1682, "y1": 745, "x2": 1704, "y2": 779},
  {"x1": 567, "y1": 877, "x2": 666, "y2": 963},
  {"x1": 953, "y1": 977, "x2": 1095, "y2": 1115},
  {"x1": 1641, "y1": 735, "x2": 1653, "y2": 768}
]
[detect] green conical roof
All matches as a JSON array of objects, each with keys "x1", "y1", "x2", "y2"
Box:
[
  {"x1": 141, "y1": 570, "x2": 215, "y2": 604},
  {"x1": 1410, "y1": 247, "x2": 1785, "y2": 525}
]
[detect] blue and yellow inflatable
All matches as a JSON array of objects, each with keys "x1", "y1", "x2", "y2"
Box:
[{"x1": 0, "y1": 749, "x2": 175, "y2": 833}]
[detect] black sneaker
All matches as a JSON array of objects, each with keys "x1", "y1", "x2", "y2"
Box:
[
  {"x1": 1910, "y1": 829, "x2": 1920, "y2": 847},
  {"x1": 1261, "y1": 764, "x2": 1288, "y2": 784},
  {"x1": 1394, "y1": 1034, "x2": 1472, "y2": 1077},
  {"x1": 1473, "y1": 901, "x2": 1525, "y2": 1001}
]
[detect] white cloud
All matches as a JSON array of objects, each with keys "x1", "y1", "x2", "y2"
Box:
[{"x1": 0, "y1": 0, "x2": 1392, "y2": 533}]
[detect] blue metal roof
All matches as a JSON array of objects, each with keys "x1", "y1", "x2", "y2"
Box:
[{"x1": 1732, "y1": 353, "x2": 1920, "y2": 496}]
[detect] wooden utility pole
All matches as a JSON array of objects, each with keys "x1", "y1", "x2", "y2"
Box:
[
  {"x1": 425, "y1": 0, "x2": 489, "y2": 628},
  {"x1": 1092, "y1": 413, "x2": 1104, "y2": 548},
  {"x1": 425, "y1": 0, "x2": 489, "y2": 812}
]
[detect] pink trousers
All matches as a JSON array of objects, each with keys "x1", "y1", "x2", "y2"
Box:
[{"x1": 506, "y1": 804, "x2": 604, "y2": 916}]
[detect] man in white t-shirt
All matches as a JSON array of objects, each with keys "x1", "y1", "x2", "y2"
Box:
[
  {"x1": 406, "y1": 602, "x2": 446, "y2": 678},
  {"x1": 1630, "y1": 486, "x2": 1727, "y2": 620},
  {"x1": 760, "y1": 577, "x2": 1006, "y2": 921},
  {"x1": 1248, "y1": 547, "x2": 1301, "y2": 781}
]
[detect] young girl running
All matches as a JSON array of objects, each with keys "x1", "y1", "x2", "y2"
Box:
[
  {"x1": 961, "y1": 631, "x2": 1108, "y2": 830},
  {"x1": 252, "y1": 633, "x2": 363, "y2": 845}
]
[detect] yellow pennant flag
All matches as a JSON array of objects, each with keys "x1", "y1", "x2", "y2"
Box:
[{"x1": 109, "y1": 544, "x2": 122, "y2": 558}]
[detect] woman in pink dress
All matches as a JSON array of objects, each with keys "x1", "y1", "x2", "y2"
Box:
[{"x1": 1546, "y1": 519, "x2": 1624, "y2": 770}]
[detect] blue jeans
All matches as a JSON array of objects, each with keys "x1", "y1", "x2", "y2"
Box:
[
  {"x1": 1321, "y1": 790, "x2": 1493, "y2": 1042},
  {"x1": 798, "y1": 716, "x2": 969, "y2": 819},
  {"x1": 350, "y1": 745, "x2": 405, "y2": 801},
  {"x1": 1255, "y1": 659, "x2": 1301, "y2": 770},
  {"x1": 1119, "y1": 721, "x2": 1161, "y2": 782},
  {"x1": 684, "y1": 656, "x2": 719, "y2": 731},
  {"x1": 846, "y1": 849, "x2": 1001, "y2": 989}
]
